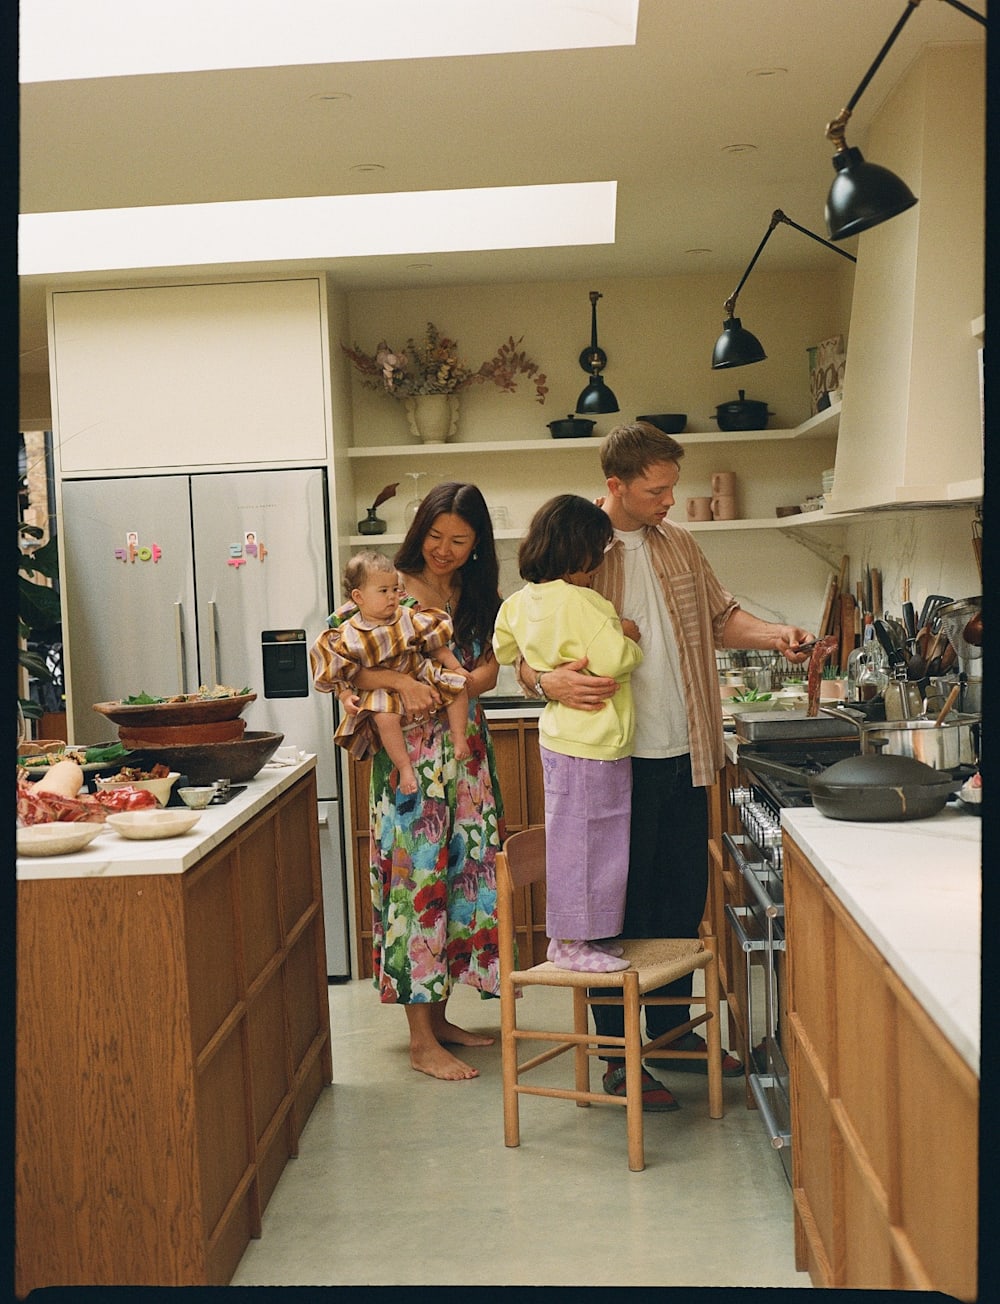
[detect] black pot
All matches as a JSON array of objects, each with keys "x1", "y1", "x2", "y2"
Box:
[
  {"x1": 637, "y1": 413, "x2": 687, "y2": 434},
  {"x1": 711, "y1": 390, "x2": 773, "y2": 432},
  {"x1": 547, "y1": 415, "x2": 596, "y2": 439},
  {"x1": 808, "y1": 752, "x2": 961, "y2": 822}
]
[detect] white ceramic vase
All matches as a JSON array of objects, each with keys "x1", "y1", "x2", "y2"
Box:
[{"x1": 404, "y1": 394, "x2": 459, "y2": 444}]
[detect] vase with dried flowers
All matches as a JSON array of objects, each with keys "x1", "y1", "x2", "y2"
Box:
[
  {"x1": 357, "y1": 482, "x2": 398, "y2": 535},
  {"x1": 342, "y1": 323, "x2": 548, "y2": 443}
]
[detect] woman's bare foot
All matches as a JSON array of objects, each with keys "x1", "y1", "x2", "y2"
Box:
[
  {"x1": 430, "y1": 1008, "x2": 495, "y2": 1047},
  {"x1": 409, "y1": 1041, "x2": 479, "y2": 1080}
]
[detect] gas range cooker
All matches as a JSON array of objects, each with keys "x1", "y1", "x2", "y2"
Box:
[{"x1": 736, "y1": 739, "x2": 862, "y2": 810}]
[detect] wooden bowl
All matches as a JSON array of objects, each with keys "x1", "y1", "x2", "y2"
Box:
[
  {"x1": 92, "y1": 692, "x2": 256, "y2": 729},
  {"x1": 116, "y1": 718, "x2": 247, "y2": 748},
  {"x1": 124, "y1": 730, "x2": 284, "y2": 785}
]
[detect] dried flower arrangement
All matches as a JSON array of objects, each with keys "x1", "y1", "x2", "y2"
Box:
[{"x1": 342, "y1": 322, "x2": 548, "y2": 404}]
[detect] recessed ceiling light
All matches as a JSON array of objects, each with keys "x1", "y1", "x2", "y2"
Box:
[
  {"x1": 721, "y1": 143, "x2": 758, "y2": 155},
  {"x1": 350, "y1": 163, "x2": 386, "y2": 174},
  {"x1": 309, "y1": 91, "x2": 353, "y2": 104},
  {"x1": 747, "y1": 67, "x2": 787, "y2": 78},
  {"x1": 685, "y1": 248, "x2": 712, "y2": 256},
  {"x1": 407, "y1": 262, "x2": 433, "y2": 270}
]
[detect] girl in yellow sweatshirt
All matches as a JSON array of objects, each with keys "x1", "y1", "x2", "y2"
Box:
[{"x1": 493, "y1": 495, "x2": 643, "y2": 973}]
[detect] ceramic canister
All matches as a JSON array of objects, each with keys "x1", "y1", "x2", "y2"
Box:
[
  {"x1": 711, "y1": 471, "x2": 737, "y2": 496},
  {"x1": 686, "y1": 496, "x2": 713, "y2": 522}
]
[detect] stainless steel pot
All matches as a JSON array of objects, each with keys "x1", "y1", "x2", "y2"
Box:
[{"x1": 860, "y1": 714, "x2": 980, "y2": 769}]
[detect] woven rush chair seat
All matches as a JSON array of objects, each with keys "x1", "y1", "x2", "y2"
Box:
[{"x1": 497, "y1": 826, "x2": 725, "y2": 1172}]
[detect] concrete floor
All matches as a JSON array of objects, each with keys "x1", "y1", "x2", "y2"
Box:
[{"x1": 232, "y1": 977, "x2": 813, "y2": 1289}]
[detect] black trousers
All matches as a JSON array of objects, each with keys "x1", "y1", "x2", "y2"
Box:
[{"x1": 592, "y1": 753, "x2": 708, "y2": 1051}]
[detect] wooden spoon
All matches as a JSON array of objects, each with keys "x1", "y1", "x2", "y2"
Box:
[{"x1": 934, "y1": 683, "x2": 961, "y2": 725}]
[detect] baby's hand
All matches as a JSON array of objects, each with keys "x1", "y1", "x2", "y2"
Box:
[
  {"x1": 621, "y1": 618, "x2": 641, "y2": 643},
  {"x1": 339, "y1": 689, "x2": 361, "y2": 717}
]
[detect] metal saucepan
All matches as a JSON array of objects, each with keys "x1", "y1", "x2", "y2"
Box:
[
  {"x1": 808, "y1": 753, "x2": 961, "y2": 821},
  {"x1": 860, "y1": 715, "x2": 980, "y2": 769}
]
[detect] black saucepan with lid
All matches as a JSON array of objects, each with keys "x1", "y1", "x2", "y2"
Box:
[
  {"x1": 547, "y1": 415, "x2": 596, "y2": 439},
  {"x1": 711, "y1": 390, "x2": 773, "y2": 431},
  {"x1": 808, "y1": 752, "x2": 961, "y2": 821}
]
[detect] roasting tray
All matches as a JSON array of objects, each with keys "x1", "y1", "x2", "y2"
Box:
[{"x1": 734, "y1": 709, "x2": 860, "y2": 742}]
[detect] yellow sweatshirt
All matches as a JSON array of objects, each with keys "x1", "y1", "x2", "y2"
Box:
[{"x1": 492, "y1": 579, "x2": 643, "y2": 760}]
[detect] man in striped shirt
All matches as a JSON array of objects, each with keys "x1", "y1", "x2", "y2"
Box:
[{"x1": 521, "y1": 422, "x2": 814, "y2": 1110}]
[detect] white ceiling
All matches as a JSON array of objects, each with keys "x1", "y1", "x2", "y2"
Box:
[{"x1": 18, "y1": 0, "x2": 986, "y2": 390}]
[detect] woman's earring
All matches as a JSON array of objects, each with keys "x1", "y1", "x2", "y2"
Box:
[{"x1": 472, "y1": 549, "x2": 478, "y2": 561}]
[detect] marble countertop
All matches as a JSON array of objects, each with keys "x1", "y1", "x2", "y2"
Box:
[
  {"x1": 16, "y1": 756, "x2": 316, "y2": 882},
  {"x1": 781, "y1": 805, "x2": 981, "y2": 1076}
]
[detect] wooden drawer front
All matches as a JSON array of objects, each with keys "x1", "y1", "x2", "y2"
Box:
[
  {"x1": 185, "y1": 851, "x2": 241, "y2": 1056},
  {"x1": 238, "y1": 814, "x2": 282, "y2": 985},
  {"x1": 841, "y1": 1137, "x2": 894, "y2": 1287},
  {"x1": 194, "y1": 1016, "x2": 253, "y2": 1240},
  {"x1": 894, "y1": 978, "x2": 978, "y2": 1300},
  {"x1": 247, "y1": 972, "x2": 290, "y2": 1142},
  {"x1": 286, "y1": 919, "x2": 328, "y2": 1073},
  {"x1": 832, "y1": 910, "x2": 893, "y2": 1190},
  {"x1": 277, "y1": 775, "x2": 320, "y2": 932},
  {"x1": 489, "y1": 722, "x2": 527, "y2": 828}
]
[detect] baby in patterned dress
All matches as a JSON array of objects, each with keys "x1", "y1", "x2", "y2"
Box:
[{"x1": 313, "y1": 550, "x2": 470, "y2": 792}]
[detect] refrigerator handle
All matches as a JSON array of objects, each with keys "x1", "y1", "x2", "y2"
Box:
[
  {"x1": 173, "y1": 602, "x2": 187, "y2": 695},
  {"x1": 207, "y1": 599, "x2": 219, "y2": 686}
]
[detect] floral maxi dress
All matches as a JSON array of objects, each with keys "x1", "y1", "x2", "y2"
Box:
[{"x1": 368, "y1": 636, "x2": 505, "y2": 1003}]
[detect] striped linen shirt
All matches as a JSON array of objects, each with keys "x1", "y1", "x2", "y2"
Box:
[{"x1": 592, "y1": 521, "x2": 740, "y2": 788}]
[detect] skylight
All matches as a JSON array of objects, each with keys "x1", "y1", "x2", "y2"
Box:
[
  {"x1": 18, "y1": 183, "x2": 618, "y2": 274},
  {"x1": 19, "y1": 0, "x2": 639, "y2": 82}
]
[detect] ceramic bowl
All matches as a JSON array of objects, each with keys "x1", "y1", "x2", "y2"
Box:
[
  {"x1": 94, "y1": 770, "x2": 180, "y2": 806},
  {"x1": 106, "y1": 809, "x2": 202, "y2": 839},
  {"x1": 177, "y1": 786, "x2": 217, "y2": 809},
  {"x1": 17, "y1": 822, "x2": 105, "y2": 857}
]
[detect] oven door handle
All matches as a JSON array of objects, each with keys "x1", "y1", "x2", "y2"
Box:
[
  {"x1": 723, "y1": 903, "x2": 769, "y2": 952},
  {"x1": 723, "y1": 832, "x2": 784, "y2": 920}
]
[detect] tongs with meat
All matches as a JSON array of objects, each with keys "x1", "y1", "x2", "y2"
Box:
[{"x1": 806, "y1": 635, "x2": 840, "y2": 717}]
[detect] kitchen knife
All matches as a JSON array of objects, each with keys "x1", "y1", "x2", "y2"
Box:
[{"x1": 902, "y1": 601, "x2": 917, "y2": 641}]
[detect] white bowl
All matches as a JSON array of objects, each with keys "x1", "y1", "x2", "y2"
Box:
[
  {"x1": 95, "y1": 770, "x2": 180, "y2": 807},
  {"x1": 177, "y1": 786, "x2": 216, "y2": 809},
  {"x1": 17, "y1": 822, "x2": 105, "y2": 856},
  {"x1": 106, "y1": 809, "x2": 202, "y2": 840}
]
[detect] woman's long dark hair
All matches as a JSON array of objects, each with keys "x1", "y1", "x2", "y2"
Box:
[
  {"x1": 518, "y1": 494, "x2": 613, "y2": 582},
  {"x1": 394, "y1": 481, "x2": 500, "y2": 651}
]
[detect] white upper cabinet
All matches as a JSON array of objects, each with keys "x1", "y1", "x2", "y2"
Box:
[
  {"x1": 49, "y1": 277, "x2": 332, "y2": 473},
  {"x1": 829, "y1": 45, "x2": 984, "y2": 512}
]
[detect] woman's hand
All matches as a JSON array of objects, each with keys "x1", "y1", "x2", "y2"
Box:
[
  {"x1": 620, "y1": 618, "x2": 641, "y2": 643},
  {"x1": 464, "y1": 656, "x2": 500, "y2": 701},
  {"x1": 542, "y1": 658, "x2": 617, "y2": 711},
  {"x1": 397, "y1": 678, "x2": 441, "y2": 718}
]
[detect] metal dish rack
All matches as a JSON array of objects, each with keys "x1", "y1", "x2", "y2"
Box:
[{"x1": 716, "y1": 650, "x2": 798, "y2": 691}]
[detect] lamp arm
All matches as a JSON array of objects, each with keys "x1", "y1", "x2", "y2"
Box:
[
  {"x1": 826, "y1": 0, "x2": 921, "y2": 150},
  {"x1": 774, "y1": 211, "x2": 858, "y2": 263},
  {"x1": 723, "y1": 209, "x2": 857, "y2": 317},
  {"x1": 940, "y1": 0, "x2": 986, "y2": 26},
  {"x1": 722, "y1": 214, "x2": 781, "y2": 318}
]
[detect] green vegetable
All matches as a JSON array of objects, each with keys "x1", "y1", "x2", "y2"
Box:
[
  {"x1": 123, "y1": 691, "x2": 164, "y2": 704},
  {"x1": 83, "y1": 742, "x2": 130, "y2": 763},
  {"x1": 731, "y1": 688, "x2": 773, "y2": 703}
]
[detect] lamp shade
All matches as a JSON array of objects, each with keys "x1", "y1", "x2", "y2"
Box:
[
  {"x1": 712, "y1": 317, "x2": 767, "y2": 370},
  {"x1": 825, "y1": 145, "x2": 918, "y2": 241},
  {"x1": 576, "y1": 374, "x2": 620, "y2": 414}
]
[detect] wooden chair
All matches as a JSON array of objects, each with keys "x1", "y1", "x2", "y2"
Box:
[{"x1": 497, "y1": 825, "x2": 725, "y2": 1172}]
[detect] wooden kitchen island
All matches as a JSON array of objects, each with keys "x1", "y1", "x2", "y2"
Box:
[
  {"x1": 781, "y1": 805, "x2": 980, "y2": 1299},
  {"x1": 15, "y1": 760, "x2": 333, "y2": 1294}
]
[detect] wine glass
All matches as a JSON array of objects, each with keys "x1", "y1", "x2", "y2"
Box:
[{"x1": 403, "y1": 472, "x2": 427, "y2": 526}]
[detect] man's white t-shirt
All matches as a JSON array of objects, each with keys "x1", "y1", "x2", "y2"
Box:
[{"x1": 614, "y1": 528, "x2": 689, "y2": 758}]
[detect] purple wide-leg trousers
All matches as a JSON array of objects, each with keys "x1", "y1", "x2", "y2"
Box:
[{"x1": 540, "y1": 744, "x2": 631, "y2": 941}]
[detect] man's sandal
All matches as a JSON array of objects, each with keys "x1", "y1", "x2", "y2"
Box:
[{"x1": 601, "y1": 1063, "x2": 679, "y2": 1112}]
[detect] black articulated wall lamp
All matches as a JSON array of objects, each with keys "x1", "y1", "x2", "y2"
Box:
[
  {"x1": 711, "y1": 210, "x2": 857, "y2": 370},
  {"x1": 824, "y1": 0, "x2": 986, "y2": 241},
  {"x1": 575, "y1": 290, "x2": 620, "y2": 414}
]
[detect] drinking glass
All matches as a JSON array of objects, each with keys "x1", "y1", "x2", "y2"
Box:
[{"x1": 403, "y1": 472, "x2": 427, "y2": 526}]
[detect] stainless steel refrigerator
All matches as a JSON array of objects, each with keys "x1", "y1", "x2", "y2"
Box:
[{"x1": 59, "y1": 467, "x2": 350, "y2": 978}]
